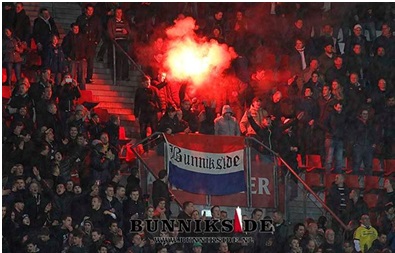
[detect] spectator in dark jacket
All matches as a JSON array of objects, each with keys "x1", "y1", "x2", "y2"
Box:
[
  {"x1": 76, "y1": 4, "x2": 102, "y2": 84},
  {"x1": 44, "y1": 35, "x2": 66, "y2": 85},
  {"x1": 13, "y1": 3, "x2": 31, "y2": 44},
  {"x1": 346, "y1": 189, "x2": 369, "y2": 223},
  {"x1": 322, "y1": 101, "x2": 347, "y2": 173},
  {"x1": 32, "y1": 8, "x2": 59, "y2": 64},
  {"x1": 326, "y1": 174, "x2": 350, "y2": 228},
  {"x1": 351, "y1": 109, "x2": 377, "y2": 175},
  {"x1": 62, "y1": 23, "x2": 88, "y2": 90},
  {"x1": 3, "y1": 27, "x2": 24, "y2": 86},
  {"x1": 152, "y1": 170, "x2": 172, "y2": 217}
]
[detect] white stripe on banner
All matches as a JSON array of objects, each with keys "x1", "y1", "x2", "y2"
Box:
[{"x1": 167, "y1": 143, "x2": 244, "y2": 175}]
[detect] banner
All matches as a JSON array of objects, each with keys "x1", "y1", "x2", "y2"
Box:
[{"x1": 166, "y1": 134, "x2": 246, "y2": 195}]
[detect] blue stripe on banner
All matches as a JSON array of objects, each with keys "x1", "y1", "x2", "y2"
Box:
[{"x1": 169, "y1": 162, "x2": 246, "y2": 195}]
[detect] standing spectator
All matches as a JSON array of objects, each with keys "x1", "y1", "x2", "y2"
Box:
[
  {"x1": 6, "y1": 79, "x2": 33, "y2": 116},
  {"x1": 240, "y1": 97, "x2": 268, "y2": 137},
  {"x1": 351, "y1": 109, "x2": 377, "y2": 175},
  {"x1": 325, "y1": 55, "x2": 347, "y2": 85},
  {"x1": 303, "y1": 71, "x2": 324, "y2": 101},
  {"x1": 55, "y1": 74, "x2": 81, "y2": 132},
  {"x1": 76, "y1": 4, "x2": 102, "y2": 84},
  {"x1": 29, "y1": 68, "x2": 53, "y2": 106},
  {"x1": 371, "y1": 23, "x2": 395, "y2": 64},
  {"x1": 344, "y1": 24, "x2": 368, "y2": 56},
  {"x1": 368, "y1": 47, "x2": 392, "y2": 86},
  {"x1": 346, "y1": 189, "x2": 369, "y2": 223},
  {"x1": 152, "y1": 170, "x2": 172, "y2": 218},
  {"x1": 353, "y1": 214, "x2": 378, "y2": 253},
  {"x1": 13, "y1": 2, "x2": 31, "y2": 44},
  {"x1": 288, "y1": 38, "x2": 310, "y2": 76},
  {"x1": 345, "y1": 73, "x2": 370, "y2": 121},
  {"x1": 371, "y1": 79, "x2": 392, "y2": 119},
  {"x1": 44, "y1": 35, "x2": 66, "y2": 85},
  {"x1": 322, "y1": 101, "x2": 347, "y2": 173},
  {"x1": 32, "y1": 8, "x2": 59, "y2": 65},
  {"x1": 272, "y1": 211, "x2": 289, "y2": 252},
  {"x1": 95, "y1": 3, "x2": 117, "y2": 63},
  {"x1": 214, "y1": 105, "x2": 241, "y2": 136},
  {"x1": 134, "y1": 75, "x2": 160, "y2": 151},
  {"x1": 107, "y1": 7, "x2": 133, "y2": 81},
  {"x1": 3, "y1": 3, "x2": 15, "y2": 29},
  {"x1": 180, "y1": 99, "x2": 199, "y2": 133},
  {"x1": 62, "y1": 23, "x2": 88, "y2": 90},
  {"x1": 318, "y1": 42, "x2": 335, "y2": 76},
  {"x1": 378, "y1": 202, "x2": 395, "y2": 235},
  {"x1": 326, "y1": 174, "x2": 350, "y2": 228},
  {"x1": 3, "y1": 28, "x2": 24, "y2": 86},
  {"x1": 297, "y1": 87, "x2": 318, "y2": 161},
  {"x1": 123, "y1": 189, "x2": 145, "y2": 232},
  {"x1": 315, "y1": 24, "x2": 341, "y2": 56},
  {"x1": 345, "y1": 43, "x2": 369, "y2": 82}
]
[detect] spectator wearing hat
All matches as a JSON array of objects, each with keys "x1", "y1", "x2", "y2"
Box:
[
  {"x1": 344, "y1": 24, "x2": 368, "y2": 56},
  {"x1": 214, "y1": 105, "x2": 240, "y2": 136},
  {"x1": 192, "y1": 242, "x2": 203, "y2": 253}
]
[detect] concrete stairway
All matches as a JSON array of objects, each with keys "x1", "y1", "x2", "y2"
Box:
[
  {"x1": 23, "y1": 2, "x2": 141, "y2": 137},
  {"x1": 90, "y1": 61, "x2": 141, "y2": 137},
  {"x1": 285, "y1": 178, "x2": 326, "y2": 225}
]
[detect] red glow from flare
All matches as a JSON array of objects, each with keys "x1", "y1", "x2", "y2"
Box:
[{"x1": 164, "y1": 17, "x2": 237, "y2": 86}]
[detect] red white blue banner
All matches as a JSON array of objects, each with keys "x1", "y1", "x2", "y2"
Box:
[{"x1": 166, "y1": 134, "x2": 246, "y2": 195}]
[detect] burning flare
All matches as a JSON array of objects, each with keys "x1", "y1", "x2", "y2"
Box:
[{"x1": 164, "y1": 17, "x2": 237, "y2": 86}]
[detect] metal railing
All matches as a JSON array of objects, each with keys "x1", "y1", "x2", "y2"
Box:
[
  {"x1": 111, "y1": 39, "x2": 146, "y2": 85},
  {"x1": 129, "y1": 132, "x2": 347, "y2": 230}
]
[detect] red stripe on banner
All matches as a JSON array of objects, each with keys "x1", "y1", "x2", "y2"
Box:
[{"x1": 165, "y1": 133, "x2": 245, "y2": 153}]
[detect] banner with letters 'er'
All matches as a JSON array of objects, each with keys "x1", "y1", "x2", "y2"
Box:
[{"x1": 166, "y1": 134, "x2": 246, "y2": 195}]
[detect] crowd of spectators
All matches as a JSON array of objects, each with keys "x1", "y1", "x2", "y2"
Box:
[{"x1": 2, "y1": 2, "x2": 395, "y2": 253}]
